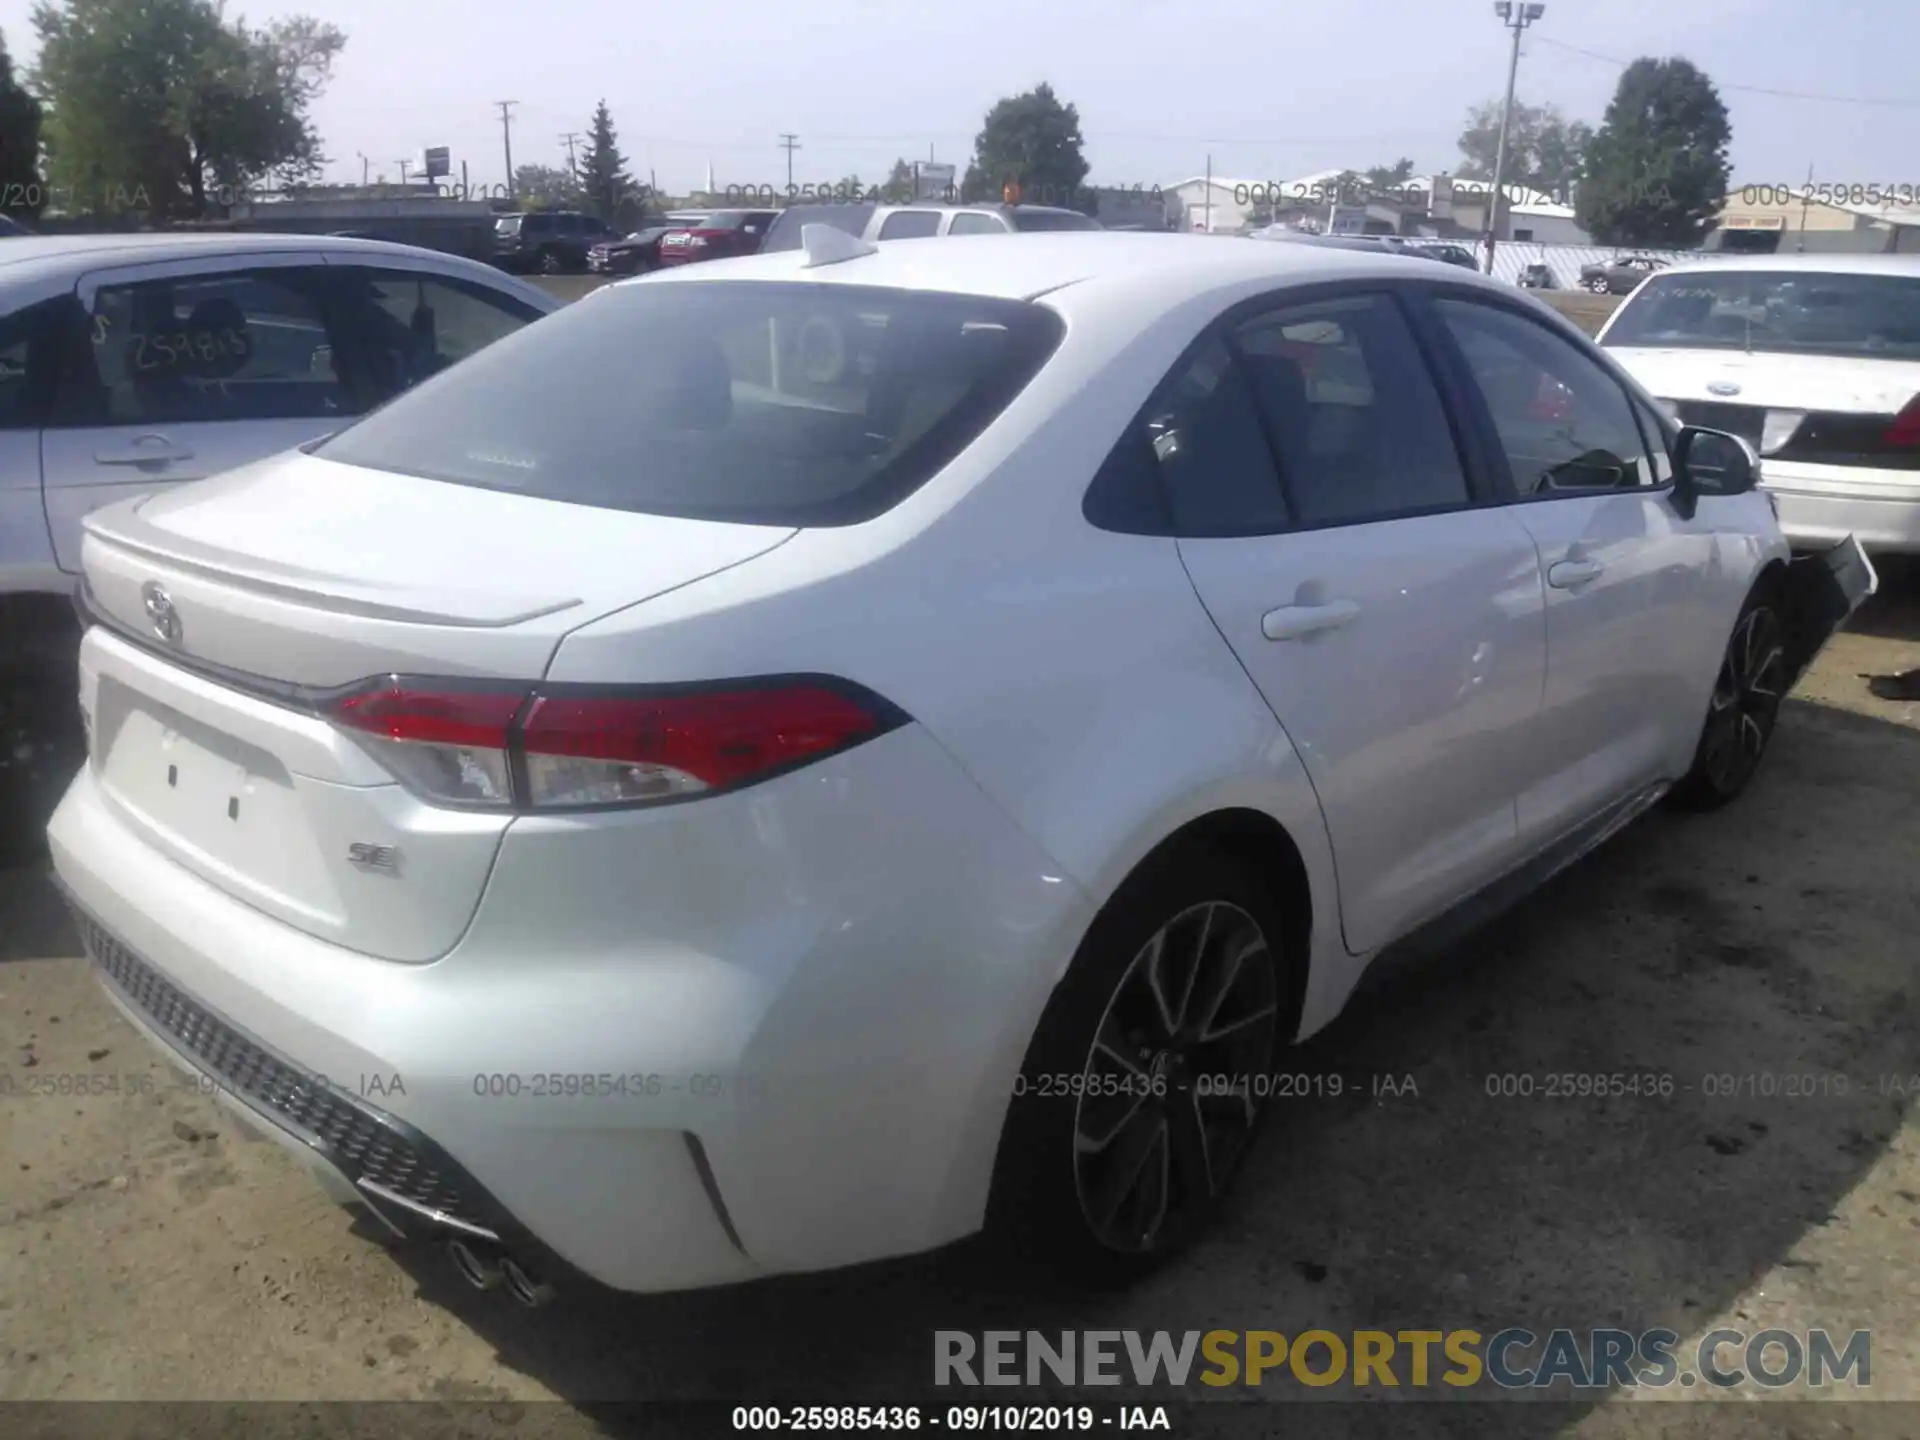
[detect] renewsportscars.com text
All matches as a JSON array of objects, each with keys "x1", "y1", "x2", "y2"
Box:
[{"x1": 934, "y1": 1328, "x2": 1871, "y2": 1391}]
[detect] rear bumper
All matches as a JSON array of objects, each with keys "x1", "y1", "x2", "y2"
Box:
[
  {"x1": 48, "y1": 721, "x2": 1092, "y2": 1294},
  {"x1": 1762, "y1": 463, "x2": 1920, "y2": 554}
]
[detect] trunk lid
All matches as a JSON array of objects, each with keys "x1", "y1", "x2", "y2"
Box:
[
  {"x1": 1607, "y1": 346, "x2": 1920, "y2": 415},
  {"x1": 77, "y1": 449, "x2": 795, "y2": 961}
]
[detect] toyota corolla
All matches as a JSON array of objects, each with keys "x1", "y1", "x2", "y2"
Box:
[{"x1": 48, "y1": 228, "x2": 1872, "y2": 1303}]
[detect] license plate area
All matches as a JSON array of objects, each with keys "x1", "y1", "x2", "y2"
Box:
[{"x1": 94, "y1": 675, "x2": 334, "y2": 917}]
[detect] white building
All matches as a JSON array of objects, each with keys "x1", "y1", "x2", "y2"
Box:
[{"x1": 1164, "y1": 176, "x2": 1265, "y2": 233}]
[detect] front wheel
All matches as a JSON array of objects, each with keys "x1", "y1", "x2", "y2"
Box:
[
  {"x1": 1670, "y1": 589, "x2": 1788, "y2": 811},
  {"x1": 1586, "y1": 276, "x2": 1611, "y2": 293},
  {"x1": 988, "y1": 846, "x2": 1291, "y2": 1285}
]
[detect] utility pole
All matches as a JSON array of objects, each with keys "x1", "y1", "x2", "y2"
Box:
[
  {"x1": 560, "y1": 132, "x2": 581, "y2": 176},
  {"x1": 397, "y1": 159, "x2": 411, "y2": 185},
  {"x1": 778, "y1": 133, "x2": 801, "y2": 189},
  {"x1": 1483, "y1": 2, "x2": 1545, "y2": 276},
  {"x1": 496, "y1": 100, "x2": 519, "y2": 200},
  {"x1": 357, "y1": 152, "x2": 370, "y2": 186}
]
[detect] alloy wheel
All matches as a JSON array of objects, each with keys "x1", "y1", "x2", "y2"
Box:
[
  {"x1": 1072, "y1": 901, "x2": 1278, "y2": 1254},
  {"x1": 1700, "y1": 605, "x2": 1785, "y2": 795}
]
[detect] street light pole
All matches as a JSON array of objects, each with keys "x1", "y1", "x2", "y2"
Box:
[{"x1": 1483, "y1": 1, "x2": 1544, "y2": 276}]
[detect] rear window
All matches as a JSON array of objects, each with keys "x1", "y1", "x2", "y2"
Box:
[
  {"x1": 314, "y1": 280, "x2": 1065, "y2": 526},
  {"x1": 1603, "y1": 270, "x2": 1920, "y2": 360},
  {"x1": 1008, "y1": 209, "x2": 1100, "y2": 232},
  {"x1": 700, "y1": 211, "x2": 756, "y2": 231},
  {"x1": 762, "y1": 205, "x2": 877, "y2": 253},
  {"x1": 493, "y1": 216, "x2": 523, "y2": 235}
]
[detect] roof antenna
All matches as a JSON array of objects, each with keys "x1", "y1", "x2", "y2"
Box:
[{"x1": 801, "y1": 223, "x2": 879, "y2": 268}]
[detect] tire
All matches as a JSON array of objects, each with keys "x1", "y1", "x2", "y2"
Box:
[
  {"x1": 0, "y1": 665, "x2": 85, "y2": 866},
  {"x1": 537, "y1": 247, "x2": 564, "y2": 275},
  {"x1": 987, "y1": 844, "x2": 1293, "y2": 1286},
  {"x1": 1669, "y1": 584, "x2": 1789, "y2": 811},
  {"x1": 1586, "y1": 276, "x2": 1610, "y2": 294}
]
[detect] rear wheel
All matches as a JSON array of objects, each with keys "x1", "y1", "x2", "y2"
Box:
[
  {"x1": 988, "y1": 846, "x2": 1291, "y2": 1285},
  {"x1": 1670, "y1": 587, "x2": 1788, "y2": 811},
  {"x1": 537, "y1": 246, "x2": 564, "y2": 275},
  {"x1": 1586, "y1": 276, "x2": 1611, "y2": 294}
]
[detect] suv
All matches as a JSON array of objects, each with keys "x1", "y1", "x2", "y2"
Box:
[
  {"x1": 760, "y1": 202, "x2": 1100, "y2": 253},
  {"x1": 0, "y1": 233, "x2": 560, "y2": 851},
  {"x1": 654, "y1": 210, "x2": 781, "y2": 268},
  {"x1": 493, "y1": 210, "x2": 621, "y2": 275}
]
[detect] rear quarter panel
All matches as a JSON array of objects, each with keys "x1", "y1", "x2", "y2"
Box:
[{"x1": 544, "y1": 276, "x2": 1357, "y2": 1037}]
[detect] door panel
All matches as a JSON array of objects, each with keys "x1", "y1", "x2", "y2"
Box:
[
  {"x1": 1181, "y1": 512, "x2": 1547, "y2": 954},
  {"x1": 1150, "y1": 294, "x2": 1547, "y2": 956},
  {"x1": 1428, "y1": 295, "x2": 1715, "y2": 848},
  {"x1": 39, "y1": 252, "x2": 347, "y2": 572}
]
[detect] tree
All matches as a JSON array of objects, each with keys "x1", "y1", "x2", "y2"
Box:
[
  {"x1": 31, "y1": 0, "x2": 343, "y2": 220},
  {"x1": 1456, "y1": 100, "x2": 1593, "y2": 199},
  {"x1": 884, "y1": 156, "x2": 913, "y2": 201},
  {"x1": 513, "y1": 163, "x2": 580, "y2": 209},
  {"x1": 0, "y1": 29, "x2": 44, "y2": 219},
  {"x1": 576, "y1": 99, "x2": 639, "y2": 224},
  {"x1": 1361, "y1": 157, "x2": 1415, "y2": 193},
  {"x1": 962, "y1": 82, "x2": 1089, "y2": 210},
  {"x1": 1577, "y1": 57, "x2": 1731, "y2": 247}
]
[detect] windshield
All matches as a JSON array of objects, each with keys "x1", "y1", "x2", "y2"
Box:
[
  {"x1": 315, "y1": 280, "x2": 1065, "y2": 526},
  {"x1": 1603, "y1": 270, "x2": 1920, "y2": 359}
]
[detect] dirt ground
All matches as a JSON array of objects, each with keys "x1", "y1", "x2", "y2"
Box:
[{"x1": 2, "y1": 274, "x2": 1916, "y2": 1435}]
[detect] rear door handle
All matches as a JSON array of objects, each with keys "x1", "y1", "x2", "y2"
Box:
[
  {"x1": 94, "y1": 435, "x2": 194, "y2": 466},
  {"x1": 1547, "y1": 558, "x2": 1604, "y2": 589},
  {"x1": 1262, "y1": 599, "x2": 1361, "y2": 641}
]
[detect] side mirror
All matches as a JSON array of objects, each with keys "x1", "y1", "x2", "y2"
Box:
[{"x1": 1671, "y1": 425, "x2": 1758, "y2": 518}]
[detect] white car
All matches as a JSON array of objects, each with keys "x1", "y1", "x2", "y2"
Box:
[
  {"x1": 1, "y1": 232, "x2": 561, "y2": 849},
  {"x1": 1598, "y1": 253, "x2": 1920, "y2": 554},
  {"x1": 48, "y1": 229, "x2": 1872, "y2": 1305}
]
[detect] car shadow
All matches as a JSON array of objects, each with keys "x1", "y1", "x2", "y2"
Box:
[
  {"x1": 0, "y1": 860, "x2": 75, "y2": 965},
  {"x1": 383, "y1": 697, "x2": 1918, "y2": 1438}
]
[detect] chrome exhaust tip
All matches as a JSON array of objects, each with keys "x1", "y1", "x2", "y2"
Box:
[
  {"x1": 500, "y1": 1254, "x2": 555, "y2": 1308},
  {"x1": 447, "y1": 1237, "x2": 503, "y2": 1291}
]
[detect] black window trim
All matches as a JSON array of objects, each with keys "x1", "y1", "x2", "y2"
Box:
[
  {"x1": 1408, "y1": 283, "x2": 1677, "y2": 506},
  {"x1": 1083, "y1": 278, "x2": 1506, "y2": 540}
]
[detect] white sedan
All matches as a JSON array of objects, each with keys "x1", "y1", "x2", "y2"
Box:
[
  {"x1": 1598, "y1": 253, "x2": 1920, "y2": 554},
  {"x1": 48, "y1": 228, "x2": 1872, "y2": 1303}
]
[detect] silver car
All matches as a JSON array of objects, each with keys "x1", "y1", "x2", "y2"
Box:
[{"x1": 0, "y1": 232, "x2": 561, "y2": 849}]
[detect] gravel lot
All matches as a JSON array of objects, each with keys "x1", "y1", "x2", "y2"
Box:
[{"x1": 2, "y1": 273, "x2": 1916, "y2": 1436}]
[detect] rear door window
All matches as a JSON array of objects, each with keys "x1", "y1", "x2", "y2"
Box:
[
  {"x1": 1234, "y1": 293, "x2": 1471, "y2": 525},
  {"x1": 877, "y1": 211, "x2": 942, "y2": 241},
  {"x1": 315, "y1": 280, "x2": 1065, "y2": 525}
]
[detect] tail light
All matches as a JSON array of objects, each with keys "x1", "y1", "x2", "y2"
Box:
[
  {"x1": 1884, "y1": 394, "x2": 1920, "y2": 448},
  {"x1": 322, "y1": 676, "x2": 906, "y2": 812}
]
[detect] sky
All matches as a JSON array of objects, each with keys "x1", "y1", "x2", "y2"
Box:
[{"x1": 0, "y1": 0, "x2": 1911, "y2": 198}]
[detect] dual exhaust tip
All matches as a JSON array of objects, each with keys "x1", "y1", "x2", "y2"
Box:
[{"x1": 447, "y1": 1236, "x2": 555, "y2": 1308}]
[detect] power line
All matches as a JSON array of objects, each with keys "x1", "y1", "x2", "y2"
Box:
[
  {"x1": 1534, "y1": 37, "x2": 1920, "y2": 108},
  {"x1": 495, "y1": 100, "x2": 518, "y2": 199}
]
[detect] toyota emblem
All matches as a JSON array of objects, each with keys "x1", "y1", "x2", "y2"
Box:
[{"x1": 142, "y1": 582, "x2": 182, "y2": 646}]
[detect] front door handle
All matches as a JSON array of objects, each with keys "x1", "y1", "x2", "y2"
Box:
[
  {"x1": 1547, "y1": 558, "x2": 1604, "y2": 589},
  {"x1": 1262, "y1": 599, "x2": 1361, "y2": 641},
  {"x1": 94, "y1": 434, "x2": 194, "y2": 466}
]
